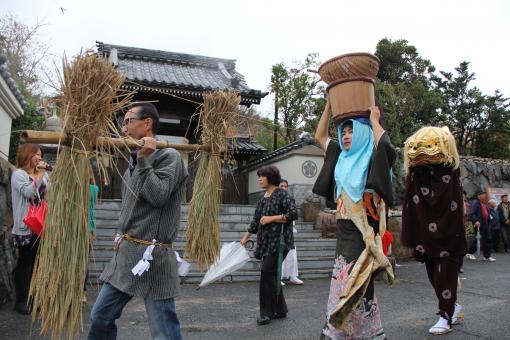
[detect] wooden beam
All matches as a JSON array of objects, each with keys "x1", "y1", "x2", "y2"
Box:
[{"x1": 21, "y1": 130, "x2": 211, "y2": 152}]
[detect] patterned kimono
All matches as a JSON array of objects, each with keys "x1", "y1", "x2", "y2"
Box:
[{"x1": 314, "y1": 122, "x2": 396, "y2": 340}]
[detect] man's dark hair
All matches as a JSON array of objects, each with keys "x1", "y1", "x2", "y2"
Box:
[
  {"x1": 130, "y1": 102, "x2": 160, "y2": 134},
  {"x1": 280, "y1": 179, "x2": 288, "y2": 185},
  {"x1": 257, "y1": 165, "x2": 281, "y2": 186}
]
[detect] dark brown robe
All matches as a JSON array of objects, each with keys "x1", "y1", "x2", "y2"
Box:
[{"x1": 401, "y1": 165, "x2": 468, "y2": 259}]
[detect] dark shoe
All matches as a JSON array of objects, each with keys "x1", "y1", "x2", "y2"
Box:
[
  {"x1": 272, "y1": 312, "x2": 287, "y2": 319},
  {"x1": 257, "y1": 316, "x2": 271, "y2": 325},
  {"x1": 14, "y1": 302, "x2": 30, "y2": 315}
]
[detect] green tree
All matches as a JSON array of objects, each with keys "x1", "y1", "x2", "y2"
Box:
[
  {"x1": 432, "y1": 61, "x2": 486, "y2": 155},
  {"x1": 473, "y1": 91, "x2": 510, "y2": 159},
  {"x1": 375, "y1": 38, "x2": 443, "y2": 147},
  {"x1": 8, "y1": 98, "x2": 45, "y2": 164},
  {"x1": 254, "y1": 117, "x2": 287, "y2": 151},
  {"x1": 0, "y1": 15, "x2": 50, "y2": 162},
  {"x1": 0, "y1": 15, "x2": 50, "y2": 94},
  {"x1": 270, "y1": 53, "x2": 324, "y2": 146},
  {"x1": 376, "y1": 38, "x2": 436, "y2": 85}
]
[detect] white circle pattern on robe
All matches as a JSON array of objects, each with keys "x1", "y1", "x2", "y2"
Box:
[
  {"x1": 442, "y1": 289, "x2": 452, "y2": 299},
  {"x1": 413, "y1": 195, "x2": 420, "y2": 204},
  {"x1": 451, "y1": 201, "x2": 458, "y2": 211},
  {"x1": 442, "y1": 175, "x2": 451, "y2": 183},
  {"x1": 416, "y1": 245, "x2": 425, "y2": 253},
  {"x1": 421, "y1": 187, "x2": 430, "y2": 196},
  {"x1": 440, "y1": 251, "x2": 450, "y2": 258},
  {"x1": 429, "y1": 223, "x2": 438, "y2": 232}
]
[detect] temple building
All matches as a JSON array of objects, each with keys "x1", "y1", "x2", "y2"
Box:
[{"x1": 95, "y1": 42, "x2": 268, "y2": 202}]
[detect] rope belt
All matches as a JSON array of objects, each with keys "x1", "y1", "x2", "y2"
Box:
[
  {"x1": 120, "y1": 233, "x2": 173, "y2": 248},
  {"x1": 113, "y1": 234, "x2": 173, "y2": 276}
]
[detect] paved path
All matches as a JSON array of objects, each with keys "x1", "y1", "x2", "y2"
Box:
[{"x1": 1, "y1": 253, "x2": 509, "y2": 339}]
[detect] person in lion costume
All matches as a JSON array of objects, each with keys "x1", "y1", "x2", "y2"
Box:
[{"x1": 401, "y1": 126, "x2": 467, "y2": 335}]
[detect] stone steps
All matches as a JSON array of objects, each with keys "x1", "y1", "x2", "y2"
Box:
[
  {"x1": 93, "y1": 219, "x2": 316, "y2": 231},
  {"x1": 88, "y1": 200, "x2": 336, "y2": 284}
]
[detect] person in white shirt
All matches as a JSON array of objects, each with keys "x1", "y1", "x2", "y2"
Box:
[{"x1": 279, "y1": 179, "x2": 304, "y2": 285}]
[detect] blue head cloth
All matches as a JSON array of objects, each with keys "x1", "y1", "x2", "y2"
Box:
[{"x1": 334, "y1": 118, "x2": 374, "y2": 202}]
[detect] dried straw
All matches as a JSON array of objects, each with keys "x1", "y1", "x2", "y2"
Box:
[
  {"x1": 29, "y1": 51, "x2": 133, "y2": 340},
  {"x1": 185, "y1": 90, "x2": 240, "y2": 271}
]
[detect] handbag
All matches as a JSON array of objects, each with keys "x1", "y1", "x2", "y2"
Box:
[{"x1": 22, "y1": 180, "x2": 47, "y2": 238}]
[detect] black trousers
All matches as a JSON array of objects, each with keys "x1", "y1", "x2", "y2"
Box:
[
  {"x1": 13, "y1": 238, "x2": 39, "y2": 303},
  {"x1": 424, "y1": 256, "x2": 459, "y2": 322},
  {"x1": 492, "y1": 229, "x2": 502, "y2": 252},
  {"x1": 260, "y1": 250, "x2": 288, "y2": 318},
  {"x1": 501, "y1": 226, "x2": 510, "y2": 251},
  {"x1": 469, "y1": 225, "x2": 492, "y2": 258}
]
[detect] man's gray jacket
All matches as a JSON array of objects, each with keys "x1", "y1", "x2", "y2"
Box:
[{"x1": 100, "y1": 148, "x2": 188, "y2": 299}]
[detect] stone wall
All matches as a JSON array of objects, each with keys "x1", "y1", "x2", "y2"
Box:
[
  {"x1": 0, "y1": 157, "x2": 15, "y2": 305},
  {"x1": 248, "y1": 184, "x2": 324, "y2": 222},
  {"x1": 392, "y1": 153, "x2": 510, "y2": 206}
]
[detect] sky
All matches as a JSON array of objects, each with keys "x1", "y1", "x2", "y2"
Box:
[{"x1": 3, "y1": 0, "x2": 510, "y2": 116}]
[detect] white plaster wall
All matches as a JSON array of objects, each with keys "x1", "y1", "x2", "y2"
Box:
[
  {"x1": 248, "y1": 154, "x2": 324, "y2": 194},
  {"x1": 0, "y1": 107, "x2": 12, "y2": 160}
]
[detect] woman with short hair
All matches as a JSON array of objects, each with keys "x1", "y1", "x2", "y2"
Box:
[{"x1": 240, "y1": 165, "x2": 298, "y2": 326}]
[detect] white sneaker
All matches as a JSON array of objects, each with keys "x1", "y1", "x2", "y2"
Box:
[
  {"x1": 484, "y1": 257, "x2": 496, "y2": 262},
  {"x1": 452, "y1": 303, "x2": 464, "y2": 325},
  {"x1": 280, "y1": 281, "x2": 285, "y2": 286},
  {"x1": 289, "y1": 277, "x2": 304, "y2": 285},
  {"x1": 465, "y1": 254, "x2": 476, "y2": 260},
  {"x1": 429, "y1": 316, "x2": 452, "y2": 335}
]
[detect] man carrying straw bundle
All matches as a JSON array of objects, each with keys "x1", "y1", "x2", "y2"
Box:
[{"x1": 88, "y1": 102, "x2": 188, "y2": 340}]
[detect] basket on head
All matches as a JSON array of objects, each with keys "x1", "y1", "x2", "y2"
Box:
[
  {"x1": 319, "y1": 52, "x2": 380, "y2": 125},
  {"x1": 318, "y1": 52, "x2": 380, "y2": 84},
  {"x1": 327, "y1": 77, "x2": 375, "y2": 125}
]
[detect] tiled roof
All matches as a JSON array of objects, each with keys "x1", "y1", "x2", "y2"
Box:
[
  {"x1": 0, "y1": 54, "x2": 26, "y2": 108},
  {"x1": 229, "y1": 137, "x2": 267, "y2": 155},
  {"x1": 96, "y1": 42, "x2": 268, "y2": 105},
  {"x1": 246, "y1": 135, "x2": 316, "y2": 167}
]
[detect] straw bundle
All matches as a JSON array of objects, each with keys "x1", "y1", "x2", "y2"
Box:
[
  {"x1": 29, "y1": 52, "x2": 133, "y2": 339},
  {"x1": 185, "y1": 91, "x2": 240, "y2": 271}
]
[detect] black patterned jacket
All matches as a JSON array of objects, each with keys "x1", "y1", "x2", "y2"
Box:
[{"x1": 248, "y1": 188, "x2": 298, "y2": 259}]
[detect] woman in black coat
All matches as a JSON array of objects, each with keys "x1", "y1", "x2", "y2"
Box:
[{"x1": 240, "y1": 165, "x2": 298, "y2": 326}]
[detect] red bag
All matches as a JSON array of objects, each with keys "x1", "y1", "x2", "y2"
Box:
[
  {"x1": 22, "y1": 180, "x2": 47, "y2": 238},
  {"x1": 23, "y1": 201, "x2": 47, "y2": 238}
]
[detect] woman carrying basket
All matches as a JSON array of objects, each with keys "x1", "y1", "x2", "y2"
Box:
[{"x1": 314, "y1": 99, "x2": 396, "y2": 339}]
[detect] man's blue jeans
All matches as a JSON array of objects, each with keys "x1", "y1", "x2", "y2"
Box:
[{"x1": 88, "y1": 283, "x2": 182, "y2": 340}]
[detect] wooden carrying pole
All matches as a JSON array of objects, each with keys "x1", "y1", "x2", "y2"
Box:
[{"x1": 21, "y1": 130, "x2": 211, "y2": 152}]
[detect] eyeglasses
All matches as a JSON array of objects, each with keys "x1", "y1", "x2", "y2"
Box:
[{"x1": 122, "y1": 117, "x2": 143, "y2": 127}]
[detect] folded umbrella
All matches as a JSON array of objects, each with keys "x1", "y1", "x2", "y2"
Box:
[
  {"x1": 476, "y1": 226, "x2": 481, "y2": 259},
  {"x1": 276, "y1": 224, "x2": 285, "y2": 299},
  {"x1": 199, "y1": 242, "x2": 251, "y2": 288}
]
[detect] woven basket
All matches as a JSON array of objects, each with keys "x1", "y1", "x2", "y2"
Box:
[
  {"x1": 327, "y1": 77, "x2": 375, "y2": 124},
  {"x1": 319, "y1": 53, "x2": 380, "y2": 84}
]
